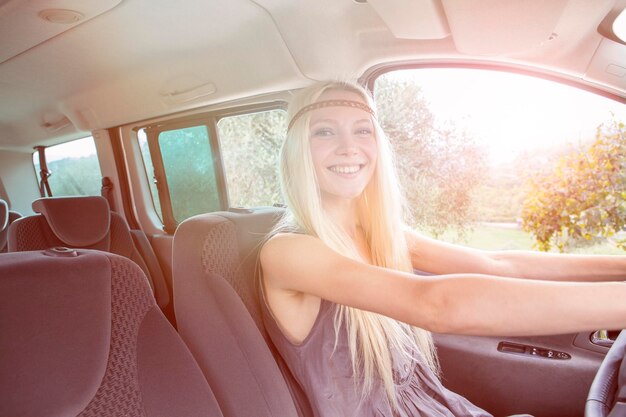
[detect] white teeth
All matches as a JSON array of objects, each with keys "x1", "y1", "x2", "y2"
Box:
[{"x1": 329, "y1": 165, "x2": 361, "y2": 174}]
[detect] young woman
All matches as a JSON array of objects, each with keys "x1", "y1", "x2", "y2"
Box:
[{"x1": 258, "y1": 80, "x2": 626, "y2": 417}]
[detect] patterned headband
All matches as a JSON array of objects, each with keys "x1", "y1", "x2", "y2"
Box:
[{"x1": 287, "y1": 99, "x2": 376, "y2": 131}]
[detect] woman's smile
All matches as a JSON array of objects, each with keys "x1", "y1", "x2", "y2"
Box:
[{"x1": 328, "y1": 164, "x2": 366, "y2": 176}]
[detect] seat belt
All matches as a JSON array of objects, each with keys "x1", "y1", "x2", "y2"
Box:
[
  {"x1": 34, "y1": 146, "x2": 52, "y2": 197},
  {"x1": 101, "y1": 176, "x2": 116, "y2": 212}
]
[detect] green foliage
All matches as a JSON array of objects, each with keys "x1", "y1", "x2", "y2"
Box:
[
  {"x1": 46, "y1": 155, "x2": 102, "y2": 197},
  {"x1": 521, "y1": 119, "x2": 626, "y2": 252},
  {"x1": 439, "y1": 223, "x2": 536, "y2": 251},
  {"x1": 472, "y1": 179, "x2": 523, "y2": 223},
  {"x1": 218, "y1": 110, "x2": 286, "y2": 207},
  {"x1": 374, "y1": 76, "x2": 487, "y2": 236}
]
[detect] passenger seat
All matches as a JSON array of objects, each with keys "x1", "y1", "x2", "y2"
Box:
[
  {"x1": 173, "y1": 208, "x2": 310, "y2": 417},
  {"x1": 7, "y1": 196, "x2": 170, "y2": 311},
  {"x1": 0, "y1": 248, "x2": 223, "y2": 417}
]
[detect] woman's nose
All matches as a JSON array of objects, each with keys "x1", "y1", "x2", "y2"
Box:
[{"x1": 335, "y1": 132, "x2": 359, "y2": 155}]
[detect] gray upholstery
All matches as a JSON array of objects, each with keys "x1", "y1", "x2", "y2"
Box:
[
  {"x1": 0, "y1": 199, "x2": 7, "y2": 231},
  {"x1": 7, "y1": 196, "x2": 170, "y2": 309},
  {"x1": 0, "y1": 198, "x2": 20, "y2": 253},
  {"x1": 0, "y1": 249, "x2": 223, "y2": 417},
  {"x1": 173, "y1": 207, "x2": 306, "y2": 417}
]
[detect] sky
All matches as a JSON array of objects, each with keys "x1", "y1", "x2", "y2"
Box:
[
  {"x1": 385, "y1": 68, "x2": 626, "y2": 164},
  {"x1": 33, "y1": 136, "x2": 96, "y2": 164}
]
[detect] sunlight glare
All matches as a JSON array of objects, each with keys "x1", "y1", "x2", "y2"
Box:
[{"x1": 390, "y1": 69, "x2": 626, "y2": 164}]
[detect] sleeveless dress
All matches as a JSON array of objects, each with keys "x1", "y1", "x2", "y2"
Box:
[{"x1": 260, "y1": 296, "x2": 494, "y2": 417}]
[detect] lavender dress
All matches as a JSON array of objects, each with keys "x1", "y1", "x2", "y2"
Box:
[{"x1": 261, "y1": 297, "x2": 494, "y2": 417}]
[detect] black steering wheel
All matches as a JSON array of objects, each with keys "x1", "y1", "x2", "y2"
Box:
[{"x1": 585, "y1": 330, "x2": 626, "y2": 417}]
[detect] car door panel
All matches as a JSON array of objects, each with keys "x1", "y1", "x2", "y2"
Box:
[{"x1": 434, "y1": 333, "x2": 607, "y2": 417}]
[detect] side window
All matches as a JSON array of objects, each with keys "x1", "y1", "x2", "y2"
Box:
[
  {"x1": 145, "y1": 124, "x2": 222, "y2": 231},
  {"x1": 217, "y1": 109, "x2": 286, "y2": 207},
  {"x1": 138, "y1": 105, "x2": 286, "y2": 233},
  {"x1": 373, "y1": 68, "x2": 626, "y2": 254},
  {"x1": 32, "y1": 136, "x2": 102, "y2": 196}
]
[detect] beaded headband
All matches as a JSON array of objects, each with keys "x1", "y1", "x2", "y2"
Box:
[{"x1": 287, "y1": 99, "x2": 376, "y2": 131}]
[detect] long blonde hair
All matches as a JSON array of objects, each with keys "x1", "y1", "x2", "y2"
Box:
[{"x1": 275, "y1": 80, "x2": 438, "y2": 408}]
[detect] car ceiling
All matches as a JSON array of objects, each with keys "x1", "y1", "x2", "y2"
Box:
[{"x1": 0, "y1": 0, "x2": 624, "y2": 152}]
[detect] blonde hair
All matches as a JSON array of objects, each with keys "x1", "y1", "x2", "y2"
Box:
[{"x1": 275, "y1": 80, "x2": 438, "y2": 409}]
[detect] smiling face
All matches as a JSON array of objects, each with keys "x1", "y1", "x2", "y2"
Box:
[{"x1": 308, "y1": 89, "x2": 378, "y2": 205}]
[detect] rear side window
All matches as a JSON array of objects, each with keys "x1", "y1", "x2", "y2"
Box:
[
  {"x1": 159, "y1": 125, "x2": 221, "y2": 222},
  {"x1": 32, "y1": 136, "x2": 102, "y2": 196},
  {"x1": 217, "y1": 109, "x2": 286, "y2": 208},
  {"x1": 142, "y1": 124, "x2": 222, "y2": 231},
  {"x1": 138, "y1": 104, "x2": 285, "y2": 233}
]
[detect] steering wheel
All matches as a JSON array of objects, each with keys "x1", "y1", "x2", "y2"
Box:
[{"x1": 585, "y1": 330, "x2": 626, "y2": 417}]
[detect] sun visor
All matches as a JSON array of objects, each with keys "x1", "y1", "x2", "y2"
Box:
[
  {"x1": 441, "y1": 0, "x2": 568, "y2": 55},
  {"x1": 367, "y1": 0, "x2": 450, "y2": 39}
]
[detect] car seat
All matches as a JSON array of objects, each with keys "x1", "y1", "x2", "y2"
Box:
[
  {"x1": 7, "y1": 196, "x2": 170, "y2": 311},
  {"x1": 172, "y1": 207, "x2": 311, "y2": 417},
  {"x1": 0, "y1": 248, "x2": 223, "y2": 417}
]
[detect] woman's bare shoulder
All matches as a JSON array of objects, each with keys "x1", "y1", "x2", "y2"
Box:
[
  {"x1": 261, "y1": 232, "x2": 313, "y2": 260},
  {"x1": 260, "y1": 232, "x2": 325, "y2": 282},
  {"x1": 259, "y1": 231, "x2": 371, "y2": 298}
]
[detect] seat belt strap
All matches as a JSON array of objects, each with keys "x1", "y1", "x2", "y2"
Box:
[
  {"x1": 34, "y1": 146, "x2": 52, "y2": 197},
  {"x1": 101, "y1": 176, "x2": 116, "y2": 212}
]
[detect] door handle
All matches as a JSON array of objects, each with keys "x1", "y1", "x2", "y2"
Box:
[{"x1": 590, "y1": 329, "x2": 619, "y2": 348}]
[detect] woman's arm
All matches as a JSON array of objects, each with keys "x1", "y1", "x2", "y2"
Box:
[
  {"x1": 261, "y1": 233, "x2": 626, "y2": 336},
  {"x1": 405, "y1": 229, "x2": 626, "y2": 282}
]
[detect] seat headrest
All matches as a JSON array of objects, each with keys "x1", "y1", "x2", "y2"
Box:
[
  {"x1": 32, "y1": 196, "x2": 111, "y2": 247},
  {"x1": 0, "y1": 199, "x2": 7, "y2": 231},
  {"x1": 0, "y1": 250, "x2": 112, "y2": 416}
]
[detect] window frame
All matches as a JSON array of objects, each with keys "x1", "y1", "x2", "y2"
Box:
[
  {"x1": 364, "y1": 62, "x2": 626, "y2": 253},
  {"x1": 362, "y1": 61, "x2": 625, "y2": 104},
  {"x1": 141, "y1": 101, "x2": 286, "y2": 233},
  {"x1": 31, "y1": 135, "x2": 102, "y2": 198}
]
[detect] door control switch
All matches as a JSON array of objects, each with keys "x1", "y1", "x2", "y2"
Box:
[{"x1": 497, "y1": 341, "x2": 571, "y2": 360}]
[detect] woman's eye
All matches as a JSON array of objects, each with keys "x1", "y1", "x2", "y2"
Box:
[
  {"x1": 355, "y1": 128, "x2": 373, "y2": 136},
  {"x1": 313, "y1": 128, "x2": 334, "y2": 137}
]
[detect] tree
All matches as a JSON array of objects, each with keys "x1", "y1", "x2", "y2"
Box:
[
  {"x1": 521, "y1": 119, "x2": 626, "y2": 252},
  {"x1": 47, "y1": 155, "x2": 102, "y2": 197},
  {"x1": 374, "y1": 76, "x2": 487, "y2": 236},
  {"x1": 218, "y1": 110, "x2": 285, "y2": 208}
]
